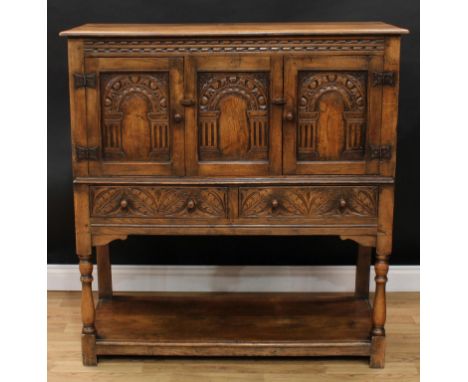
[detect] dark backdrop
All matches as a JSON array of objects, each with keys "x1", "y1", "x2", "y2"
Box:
[{"x1": 48, "y1": 0, "x2": 419, "y2": 265}]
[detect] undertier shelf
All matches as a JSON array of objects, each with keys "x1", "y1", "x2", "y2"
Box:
[{"x1": 95, "y1": 292, "x2": 373, "y2": 357}]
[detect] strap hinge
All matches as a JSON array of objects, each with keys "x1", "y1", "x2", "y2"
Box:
[
  {"x1": 369, "y1": 145, "x2": 392, "y2": 160},
  {"x1": 73, "y1": 72, "x2": 96, "y2": 89},
  {"x1": 75, "y1": 146, "x2": 99, "y2": 161},
  {"x1": 372, "y1": 71, "x2": 396, "y2": 87}
]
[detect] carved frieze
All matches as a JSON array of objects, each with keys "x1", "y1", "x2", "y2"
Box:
[
  {"x1": 84, "y1": 38, "x2": 385, "y2": 56},
  {"x1": 90, "y1": 187, "x2": 228, "y2": 218},
  {"x1": 239, "y1": 187, "x2": 377, "y2": 218}
]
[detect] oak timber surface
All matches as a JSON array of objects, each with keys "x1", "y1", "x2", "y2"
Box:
[
  {"x1": 60, "y1": 22, "x2": 409, "y2": 37},
  {"x1": 94, "y1": 293, "x2": 371, "y2": 343},
  {"x1": 48, "y1": 291, "x2": 420, "y2": 382}
]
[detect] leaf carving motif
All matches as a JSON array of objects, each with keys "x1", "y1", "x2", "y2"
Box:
[
  {"x1": 197, "y1": 190, "x2": 226, "y2": 217},
  {"x1": 240, "y1": 190, "x2": 271, "y2": 216},
  {"x1": 239, "y1": 187, "x2": 377, "y2": 218},
  {"x1": 126, "y1": 188, "x2": 157, "y2": 216},
  {"x1": 345, "y1": 189, "x2": 377, "y2": 216},
  {"x1": 92, "y1": 188, "x2": 125, "y2": 216},
  {"x1": 91, "y1": 187, "x2": 227, "y2": 218}
]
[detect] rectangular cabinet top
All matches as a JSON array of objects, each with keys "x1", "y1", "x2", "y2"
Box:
[{"x1": 60, "y1": 22, "x2": 408, "y2": 37}]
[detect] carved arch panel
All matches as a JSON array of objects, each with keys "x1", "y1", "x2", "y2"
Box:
[
  {"x1": 297, "y1": 71, "x2": 367, "y2": 161},
  {"x1": 100, "y1": 73, "x2": 170, "y2": 162},
  {"x1": 197, "y1": 72, "x2": 269, "y2": 161}
]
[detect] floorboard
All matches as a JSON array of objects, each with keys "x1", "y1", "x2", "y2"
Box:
[{"x1": 48, "y1": 291, "x2": 419, "y2": 381}]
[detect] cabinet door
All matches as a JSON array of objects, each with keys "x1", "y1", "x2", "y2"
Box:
[
  {"x1": 283, "y1": 56, "x2": 383, "y2": 175},
  {"x1": 185, "y1": 56, "x2": 282, "y2": 176},
  {"x1": 85, "y1": 57, "x2": 184, "y2": 176}
]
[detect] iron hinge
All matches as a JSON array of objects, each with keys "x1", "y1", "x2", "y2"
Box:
[
  {"x1": 73, "y1": 72, "x2": 96, "y2": 88},
  {"x1": 369, "y1": 145, "x2": 392, "y2": 160},
  {"x1": 75, "y1": 146, "x2": 99, "y2": 161},
  {"x1": 372, "y1": 71, "x2": 396, "y2": 87}
]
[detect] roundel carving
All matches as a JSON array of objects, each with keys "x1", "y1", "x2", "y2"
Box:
[
  {"x1": 299, "y1": 72, "x2": 366, "y2": 112},
  {"x1": 103, "y1": 74, "x2": 168, "y2": 114},
  {"x1": 198, "y1": 73, "x2": 268, "y2": 112}
]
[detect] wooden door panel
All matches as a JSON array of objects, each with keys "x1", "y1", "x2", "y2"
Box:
[
  {"x1": 185, "y1": 56, "x2": 283, "y2": 176},
  {"x1": 197, "y1": 72, "x2": 269, "y2": 162},
  {"x1": 85, "y1": 57, "x2": 184, "y2": 176},
  {"x1": 284, "y1": 55, "x2": 383, "y2": 175}
]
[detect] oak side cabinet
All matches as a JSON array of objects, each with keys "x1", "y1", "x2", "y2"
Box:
[{"x1": 60, "y1": 22, "x2": 408, "y2": 368}]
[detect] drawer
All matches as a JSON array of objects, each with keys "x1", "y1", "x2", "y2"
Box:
[
  {"x1": 90, "y1": 186, "x2": 229, "y2": 219},
  {"x1": 239, "y1": 186, "x2": 378, "y2": 219}
]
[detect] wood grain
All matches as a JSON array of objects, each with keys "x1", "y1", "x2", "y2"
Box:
[
  {"x1": 62, "y1": 23, "x2": 406, "y2": 368},
  {"x1": 96, "y1": 245, "x2": 112, "y2": 299},
  {"x1": 48, "y1": 291, "x2": 420, "y2": 381},
  {"x1": 60, "y1": 22, "x2": 409, "y2": 37},
  {"x1": 355, "y1": 245, "x2": 372, "y2": 298}
]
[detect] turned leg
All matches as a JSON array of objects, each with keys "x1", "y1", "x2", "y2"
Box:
[
  {"x1": 355, "y1": 245, "x2": 372, "y2": 298},
  {"x1": 370, "y1": 252, "x2": 389, "y2": 368},
  {"x1": 79, "y1": 254, "x2": 97, "y2": 366},
  {"x1": 96, "y1": 245, "x2": 112, "y2": 299}
]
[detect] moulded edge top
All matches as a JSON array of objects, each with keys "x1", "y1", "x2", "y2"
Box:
[{"x1": 59, "y1": 22, "x2": 409, "y2": 37}]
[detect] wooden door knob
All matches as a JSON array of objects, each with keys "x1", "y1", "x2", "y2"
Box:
[
  {"x1": 120, "y1": 199, "x2": 128, "y2": 209},
  {"x1": 271, "y1": 199, "x2": 280, "y2": 209},
  {"x1": 187, "y1": 199, "x2": 196, "y2": 211},
  {"x1": 173, "y1": 113, "x2": 183, "y2": 123},
  {"x1": 285, "y1": 112, "x2": 294, "y2": 121},
  {"x1": 339, "y1": 198, "x2": 347, "y2": 209}
]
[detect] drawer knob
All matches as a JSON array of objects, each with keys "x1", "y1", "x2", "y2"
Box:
[
  {"x1": 173, "y1": 113, "x2": 183, "y2": 123},
  {"x1": 339, "y1": 198, "x2": 347, "y2": 209},
  {"x1": 271, "y1": 199, "x2": 280, "y2": 210},
  {"x1": 285, "y1": 112, "x2": 294, "y2": 121},
  {"x1": 187, "y1": 199, "x2": 196, "y2": 211},
  {"x1": 120, "y1": 199, "x2": 128, "y2": 209}
]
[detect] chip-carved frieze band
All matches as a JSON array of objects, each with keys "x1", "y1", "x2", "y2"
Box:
[
  {"x1": 239, "y1": 187, "x2": 378, "y2": 218},
  {"x1": 83, "y1": 38, "x2": 385, "y2": 55},
  {"x1": 90, "y1": 187, "x2": 228, "y2": 218}
]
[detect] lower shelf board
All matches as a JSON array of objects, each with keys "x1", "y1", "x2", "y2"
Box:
[{"x1": 94, "y1": 292, "x2": 373, "y2": 357}]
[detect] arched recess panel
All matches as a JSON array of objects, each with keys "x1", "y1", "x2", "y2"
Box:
[
  {"x1": 283, "y1": 55, "x2": 383, "y2": 175},
  {"x1": 197, "y1": 72, "x2": 269, "y2": 162},
  {"x1": 84, "y1": 57, "x2": 185, "y2": 176},
  {"x1": 297, "y1": 71, "x2": 367, "y2": 162},
  {"x1": 100, "y1": 73, "x2": 170, "y2": 162}
]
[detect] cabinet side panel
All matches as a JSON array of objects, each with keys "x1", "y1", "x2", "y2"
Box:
[
  {"x1": 73, "y1": 184, "x2": 92, "y2": 256},
  {"x1": 67, "y1": 39, "x2": 88, "y2": 177},
  {"x1": 380, "y1": 37, "x2": 401, "y2": 177}
]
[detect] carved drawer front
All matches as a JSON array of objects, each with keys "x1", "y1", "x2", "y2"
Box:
[
  {"x1": 239, "y1": 186, "x2": 378, "y2": 219},
  {"x1": 90, "y1": 186, "x2": 228, "y2": 219}
]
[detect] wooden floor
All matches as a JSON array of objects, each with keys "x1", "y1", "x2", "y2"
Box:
[{"x1": 48, "y1": 291, "x2": 419, "y2": 382}]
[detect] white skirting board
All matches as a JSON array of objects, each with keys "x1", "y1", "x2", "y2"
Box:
[{"x1": 47, "y1": 265, "x2": 419, "y2": 292}]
